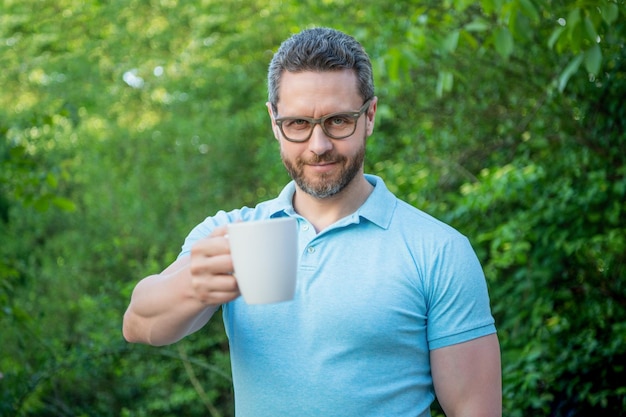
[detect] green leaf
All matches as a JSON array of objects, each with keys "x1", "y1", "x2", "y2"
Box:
[
  {"x1": 600, "y1": 3, "x2": 619, "y2": 25},
  {"x1": 558, "y1": 53, "x2": 584, "y2": 92},
  {"x1": 46, "y1": 172, "x2": 59, "y2": 188},
  {"x1": 465, "y1": 17, "x2": 490, "y2": 32},
  {"x1": 481, "y1": 0, "x2": 506, "y2": 14},
  {"x1": 584, "y1": 17, "x2": 598, "y2": 42},
  {"x1": 481, "y1": 0, "x2": 496, "y2": 14},
  {"x1": 510, "y1": 8, "x2": 534, "y2": 41},
  {"x1": 460, "y1": 30, "x2": 479, "y2": 50},
  {"x1": 52, "y1": 196, "x2": 77, "y2": 212},
  {"x1": 567, "y1": 8, "x2": 581, "y2": 28},
  {"x1": 442, "y1": 30, "x2": 460, "y2": 53},
  {"x1": 547, "y1": 26, "x2": 565, "y2": 50},
  {"x1": 436, "y1": 70, "x2": 454, "y2": 97},
  {"x1": 494, "y1": 27, "x2": 514, "y2": 60},
  {"x1": 566, "y1": 8, "x2": 581, "y2": 45},
  {"x1": 453, "y1": 0, "x2": 474, "y2": 12},
  {"x1": 386, "y1": 47, "x2": 402, "y2": 83},
  {"x1": 584, "y1": 44, "x2": 602, "y2": 75},
  {"x1": 517, "y1": 0, "x2": 540, "y2": 23}
]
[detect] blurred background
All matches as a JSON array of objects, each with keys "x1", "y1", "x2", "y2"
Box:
[{"x1": 1, "y1": 1, "x2": 624, "y2": 416}]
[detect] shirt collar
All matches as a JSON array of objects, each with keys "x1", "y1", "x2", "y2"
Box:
[
  {"x1": 264, "y1": 181, "x2": 297, "y2": 218},
  {"x1": 267, "y1": 174, "x2": 396, "y2": 229},
  {"x1": 357, "y1": 174, "x2": 396, "y2": 229}
]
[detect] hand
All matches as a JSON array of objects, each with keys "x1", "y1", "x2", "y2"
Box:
[{"x1": 189, "y1": 225, "x2": 240, "y2": 305}]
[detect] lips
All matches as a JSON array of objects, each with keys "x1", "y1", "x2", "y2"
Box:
[
  {"x1": 306, "y1": 158, "x2": 340, "y2": 171},
  {"x1": 306, "y1": 162, "x2": 336, "y2": 174},
  {"x1": 304, "y1": 154, "x2": 342, "y2": 166}
]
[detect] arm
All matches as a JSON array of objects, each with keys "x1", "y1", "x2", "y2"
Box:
[
  {"x1": 122, "y1": 226, "x2": 240, "y2": 346},
  {"x1": 431, "y1": 333, "x2": 502, "y2": 417}
]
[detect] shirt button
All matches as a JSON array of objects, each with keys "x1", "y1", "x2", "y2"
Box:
[
  {"x1": 307, "y1": 246, "x2": 316, "y2": 254},
  {"x1": 302, "y1": 224, "x2": 310, "y2": 231}
]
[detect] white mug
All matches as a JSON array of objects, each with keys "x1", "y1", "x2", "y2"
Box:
[{"x1": 227, "y1": 217, "x2": 298, "y2": 304}]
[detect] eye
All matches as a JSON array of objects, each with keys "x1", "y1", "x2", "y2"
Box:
[
  {"x1": 327, "y1": 115, "x2": 353, "y2": 126},
  {"x1": 284, "y1": 119, "x2": 310, "y2": 130}
]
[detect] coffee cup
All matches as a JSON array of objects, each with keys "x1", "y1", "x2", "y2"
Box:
[{"x1": 227, "y1": 217, "x2": 298, "y2": 304}]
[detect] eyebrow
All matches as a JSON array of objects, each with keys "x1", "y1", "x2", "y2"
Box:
[{"x1": 273, "y1": 101, "x2": 367, "y2": 118}]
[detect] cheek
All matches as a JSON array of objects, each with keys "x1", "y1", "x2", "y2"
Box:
[
  {"x1": 278, "y1": 140, "x2": 294, "y2": 158},
  {"x1": 280, "y1": 141, "x2": 309, "y2": 163}
]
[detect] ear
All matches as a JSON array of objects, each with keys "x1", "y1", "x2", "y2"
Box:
[
  {"x1": 365, "y1": 96, "x2": 378, "y2": 137},
  {"x1": 266, "y1": 102, "x2": 280, "y2": 140}
]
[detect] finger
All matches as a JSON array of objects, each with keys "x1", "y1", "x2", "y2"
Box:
[
  {"x1": 190, "y1": 253, "x2": 233, "y2": 277},
  {"x1": 210, "y1": 225, "x2": 229, "y2": 238},
  {"x1": 196, "y1": 289, "x2": 241, "y2": 305},
  {"x1": 191, "y1": 275, "x2": 240, "y2": 304},
  {"x1": 191, "y1": 235, "x2": 231, "y2": 259},
  {"x1": 192, "y1": 274, "x2": 239, "y2": 293}
]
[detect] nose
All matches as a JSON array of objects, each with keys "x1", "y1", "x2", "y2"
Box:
[{"x1": 307, "y1": 123, "x2": 333, "y2": 155}]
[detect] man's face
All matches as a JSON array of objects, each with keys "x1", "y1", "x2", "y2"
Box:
[{"x1": 268, "y1": 70, "x2": 376, "y2": 199}]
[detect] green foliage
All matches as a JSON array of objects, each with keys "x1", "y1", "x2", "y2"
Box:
[
  {"x1": 1, "y1": 0, "x2": 624, "y2": 416},
  {"x1": 438, "y1": 11, "x2": 626, "y2": 413}
]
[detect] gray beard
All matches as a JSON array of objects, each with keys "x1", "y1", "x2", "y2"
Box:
[{"x1": 282, "y1": 144, "x2": 365, "y2": 199}]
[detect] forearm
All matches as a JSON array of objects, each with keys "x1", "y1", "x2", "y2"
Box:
[{"x1": 122, "y1": 258, "x2": 218, "y2": 346}]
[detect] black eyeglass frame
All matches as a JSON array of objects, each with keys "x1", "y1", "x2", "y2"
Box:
[{"x1": 273, "y1": 99, "x2": 373, "y2": 143}]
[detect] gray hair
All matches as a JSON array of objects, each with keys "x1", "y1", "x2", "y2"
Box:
[{"x1": 267, "y1": 27, "x2": 374, "y2": 108}]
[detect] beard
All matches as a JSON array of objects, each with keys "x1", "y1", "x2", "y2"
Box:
[{"x1": 281, "y1": 139, "x2": 366, "y2": 199}]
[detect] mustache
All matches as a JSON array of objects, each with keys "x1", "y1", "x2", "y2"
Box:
[{"x1": 302, "y1": 152, "x2": 345, "y2": 165}]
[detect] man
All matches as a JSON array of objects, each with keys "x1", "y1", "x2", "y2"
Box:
[{"x1": 123, "y1": 27, "x2": 501, "y2": 417}]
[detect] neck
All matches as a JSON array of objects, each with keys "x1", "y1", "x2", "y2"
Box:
[{"x1": 293, "y1": 174, "x2": 373, "y2": 233}]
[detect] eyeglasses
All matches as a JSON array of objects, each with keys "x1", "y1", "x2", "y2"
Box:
[{"x1": 274, "y1": 99, "x2": 372, "y2": 143}]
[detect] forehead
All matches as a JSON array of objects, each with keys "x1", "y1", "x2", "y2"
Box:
[{"x1": 277, "y1": 70, "x2": 361, "y2": 111}]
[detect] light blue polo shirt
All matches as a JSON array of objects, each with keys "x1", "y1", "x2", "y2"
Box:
[{"x1": 179, "y1": 174, "x2": 496, "y2": 417}]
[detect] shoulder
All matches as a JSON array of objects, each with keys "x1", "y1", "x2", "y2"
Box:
[
  {"x1": 365, "y1": 174, "x2": 465, "y2": 240},
  {"x1": 177, "y1": 186, "x2": 294, "y2": 257}
]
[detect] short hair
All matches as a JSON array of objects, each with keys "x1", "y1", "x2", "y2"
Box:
[{"x1": 267, "y1": 27, "x2": 374, "y2": 108}]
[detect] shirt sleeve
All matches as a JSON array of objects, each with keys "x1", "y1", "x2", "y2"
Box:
[
  {"x1": 426, "y1": 235, "x2": 496, "y2": 350},
  {"x1": 177, "y1": 209, "x2": 243, "y2": 258}
]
